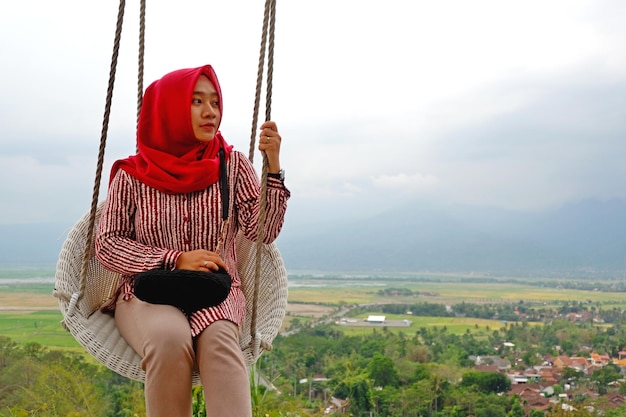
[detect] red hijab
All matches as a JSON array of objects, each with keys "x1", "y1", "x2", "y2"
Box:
[{"x1": 111, "y1": 65, "x2": 233, "y2": 194}]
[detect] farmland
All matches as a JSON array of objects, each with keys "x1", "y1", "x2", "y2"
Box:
[{"x1": 2, "y1": 274, "x2": 625, "y2": 349}]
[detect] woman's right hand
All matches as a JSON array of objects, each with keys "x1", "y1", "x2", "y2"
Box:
[{"x1": 175, "y1": 249, "x2": 228, "y2": 272}]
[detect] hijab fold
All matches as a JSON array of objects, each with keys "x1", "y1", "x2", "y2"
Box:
[{"x1": 111, "y1": 65, "x2": 232, "y2": 194}]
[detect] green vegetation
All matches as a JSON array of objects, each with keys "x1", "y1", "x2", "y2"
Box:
[
  {"x1": 0, "y1": 283, "x2": 53, "y2": 295},
  {"x1": 0, "y1": 337, "x2": 147, "y2": 417},
  {"x1": 5, "y1": 274, "x2": 626, "y2": 415},
  {"x1": 287, "y1": 275, "x2": 626, "y2": 306},
  {"x1": 0, "y1": 310, "x2": 78, "y2": 348},
  {"x1": 251, "y1": 319, "x2": 626, "y2": 416},
  {"x1": 333, "y1": 315, "x2": 509, "y2": 337}
]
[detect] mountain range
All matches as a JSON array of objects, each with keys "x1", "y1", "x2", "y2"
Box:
[
  {"x1": 2, "y1": 198, "x2": 624, "y2": 277},
  {"x1": 275, "y1": 198, "x2": 626, "y2": 277}
]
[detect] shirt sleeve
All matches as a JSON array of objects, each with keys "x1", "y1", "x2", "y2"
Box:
[
  {"x1": 234, "y1": 153, "x2": 290, "y2": 244},
  {"x1": 95, "y1": 170, "x2": 182, "y2": 275}
]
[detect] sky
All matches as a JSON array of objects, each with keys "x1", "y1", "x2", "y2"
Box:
[{"x1": 1, "y1": 0, "x2": 626, "y2": 229}]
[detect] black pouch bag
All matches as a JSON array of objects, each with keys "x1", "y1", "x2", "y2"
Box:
[{"x1": 133, "y1": 268, "x2": 231, "y2": 314}]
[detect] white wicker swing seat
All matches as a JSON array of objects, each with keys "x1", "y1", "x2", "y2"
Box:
[{"x1": 54, "y1": 202, "x2": 288, "y2": 385}]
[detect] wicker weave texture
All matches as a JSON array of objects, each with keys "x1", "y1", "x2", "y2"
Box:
[
  {"x1": 54, "y1": 203, "x2": 288, "y2": 385},
  {"x1": 237, "y1": 233, "x2": 288, "y2": 363}
]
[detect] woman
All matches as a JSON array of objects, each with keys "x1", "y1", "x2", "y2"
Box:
[{"x1": 95, "y1": 65, "x2": 289, "y2": 417}]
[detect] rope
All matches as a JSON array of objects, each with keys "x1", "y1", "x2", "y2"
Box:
[
  {"x1": 247, "y1": 0, "x2": 272, "y2": 163},
  {"x1": 248, "y1": 0, "x2": 277, "y2": 350},
  {"x1": 137, "y1": 0, "x2": 146, "y2": 127},
  {"x1": 74, "y1": 0, "x2": 278, "y2": 355},
  {"x1": 76, "y1": 0, "x2": 126, "y2": 306},
  {"x1": 76, "y1": 0, "x2": 146, "y2": 308}
]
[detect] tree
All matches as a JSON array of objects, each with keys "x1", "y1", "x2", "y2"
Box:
[
  {"x1": 562, "y1": 367, "x2": 583, "y2": 381},
  {"x1": 522, "y1": 349, "x2": 540, "y2": 367},
  {"x1": 509, "y1": 396, "x2": 525, "y2": 417},
  {"x1": 590, "y1": 363, "x2": 622, "y2": 395},
  {"x1": 460, "y1": 371, "x2": 511, "y2": 394},
  {"x1": 0, "y1": 336, "x2": 19, "y2": 370},
  {"x1": 1, "y1": 358, "x2": 108, "y2": 417},
  {"x1": 367, "y1": 352, "x2": 400, "y2": 388},
  {"x1": 473, "y1": 393, "x2": 510, "y2": 417},
  {"x1": 333, "y1": 373, "x2": 373, "y2": 416}
]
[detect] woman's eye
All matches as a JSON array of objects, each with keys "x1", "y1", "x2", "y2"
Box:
[{"x1": 192, "y1": 98, "x2": 202, "y2": 104}]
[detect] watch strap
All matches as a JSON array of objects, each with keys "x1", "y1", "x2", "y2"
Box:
[{"x1": 267, "y1": 169, "x2": 284, "y2": 180}]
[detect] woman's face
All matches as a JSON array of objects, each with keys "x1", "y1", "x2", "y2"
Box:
[{"x1": 191, "y1": 75, "x2": 221, "y2": 142}]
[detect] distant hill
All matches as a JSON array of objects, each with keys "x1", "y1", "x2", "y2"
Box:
[
  {"x1": 2, "y1": 198, "x2": 625, "y2": 277},
  {"x1": 276, "y1": 198, "x2": 626, "y2": 277},
  {"x1": 0, "y1": 223, "x2": 68, "y2": 266},
  {"x1": 0, "y1": 223, "x2": 72, "y2": 265}
]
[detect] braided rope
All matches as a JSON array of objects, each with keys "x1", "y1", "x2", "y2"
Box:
[
  {"x1": 249, "y1": 0, "x2": 277, "y2": 349},
  {"x1": 75, "y1": 0, "x2": 126, "y2": 309},
  {"x1": 136, "y1": 0, "x2": 146, "y2": 127},
  {"x1": 265, "y1": 0, "x2": 276, "y2": 124},
  {"x1": 71, "y1": 0, "x2": 278, "y2": 355},
  {"x1": 247, "y1": 0, "x2": 272, "y2": 163}
]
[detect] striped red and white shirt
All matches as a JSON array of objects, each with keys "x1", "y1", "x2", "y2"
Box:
[{"x1": 95, "y1": 150, "x2": 289, "y2": 336}]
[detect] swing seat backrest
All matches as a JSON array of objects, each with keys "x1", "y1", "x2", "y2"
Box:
[{"x1": 54, "y1": 201, "x2": 287, "y2": 384}]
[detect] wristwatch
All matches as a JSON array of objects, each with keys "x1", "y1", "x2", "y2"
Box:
[{"x1": 267, "y1": 169, "x2": 285, "y2": 181}]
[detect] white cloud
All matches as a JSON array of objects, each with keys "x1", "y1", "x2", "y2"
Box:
[
  {"x1": 1, "y1": 0, "x2": 626, "y2": 226},
  {"x1": 371, "y1": 173, "x2": 439, "y2": 193}
]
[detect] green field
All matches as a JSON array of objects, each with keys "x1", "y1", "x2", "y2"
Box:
[
  {"x1": 2, "y1": 274, "x2": 626, "y2": 351},
  {"x1": 0, "y1": 308, "x2": 510, "y2": 347},
  {"x1": 332, "y1": 314, "x2": 512, "y2": 337},
  {"x1": 0, "y1": 309, "x2": 82, "y2": 351},
  {"x1": 287, "y1": 279, "x2": 626, "y2": 305}
]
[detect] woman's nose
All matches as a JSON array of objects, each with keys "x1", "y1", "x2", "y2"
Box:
[{"x1": 202, "y1": 104, "x2": 217, "y2": 118}]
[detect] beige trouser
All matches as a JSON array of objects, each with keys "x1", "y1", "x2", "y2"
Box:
[{"x1": 115, "y1": 296, "x2": 252, "y2": 417}]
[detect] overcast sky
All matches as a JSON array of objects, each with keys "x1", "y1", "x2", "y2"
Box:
[{"x1": 1, "y1": 0, "x2": 625, "y2": 228}]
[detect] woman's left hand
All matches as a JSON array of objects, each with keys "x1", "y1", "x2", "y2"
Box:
[
  {"x1": 175, "y1": 249, "x2": 227, "y2": 272},
  {"x1": 258, "y1": 121, "x2": 282, "y2": 173}
]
